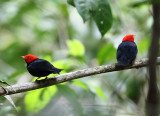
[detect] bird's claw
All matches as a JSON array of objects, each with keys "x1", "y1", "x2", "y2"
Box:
[{"x1": 45, "y1": 76, "x2": 48, "y2": 80}]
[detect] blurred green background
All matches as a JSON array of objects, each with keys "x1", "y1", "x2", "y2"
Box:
[{"x1": 0, "y1": 0, "x2": 154, "y2": 116}]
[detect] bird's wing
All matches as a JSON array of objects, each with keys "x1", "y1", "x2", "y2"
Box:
[
  {"x1": 126, "y1": 43, "x2": 138, "y2": 61},
  {"x1": 116, "y1": 43, "x2": 124, "y2": 60},
  {"x1": 28, "y1": 59, "x2": 55, "y2": 72}
]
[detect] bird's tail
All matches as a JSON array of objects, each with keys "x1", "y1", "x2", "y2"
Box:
[{"x1": 53, "y1": 68, "x2": 63, "y2": 74}]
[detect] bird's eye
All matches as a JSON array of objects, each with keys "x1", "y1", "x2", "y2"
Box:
[
  {"x1": 27, "y1": 57, "x2": 30, "y2": 59},
  {"x1": 131, "y1": 36, "x2": 133, "y2": 38}
]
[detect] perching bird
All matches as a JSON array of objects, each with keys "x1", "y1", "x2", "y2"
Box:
[
  {"x1": 22, "y1": 54, "x2": 63, "y2": 80},
  {"x1": 116, "y1": 34, "x2": 138, "y2": 66}
]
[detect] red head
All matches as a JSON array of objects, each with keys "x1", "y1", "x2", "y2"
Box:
[
  {"x1": 22, "y1": 54, "x2": 39, "y2": 63},
  {"x1": 122, "y1": 34, "x2": 135, "y2": 42}
]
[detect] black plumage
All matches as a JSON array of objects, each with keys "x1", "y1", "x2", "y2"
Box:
[
  {"x1": 116, "y1": 41, "x2": 138, "y2": 66},
  {"x1": 27, "y1": 59, "x2": 63, "y2": 77}
]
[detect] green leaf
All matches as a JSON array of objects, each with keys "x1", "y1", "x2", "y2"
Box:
[
  {"x1": 97, "y1": 43, "x2": 116, "y2": 65},
  {"x1": 94, "y1": 87, "x2": 107, "y2": 102},
  {"x1": 72, "y1": 80, "x2": 107, "y2": 101},
  {"x1": 43, "y1": 55, "x2": 52, "y2": 63},
  {"x1": 67, "y1": 0, "x2": 75, "y2": 6},
  {"x1": 92, "y1": 0, "x2": 113, "y2": 36},
  {"x1": 73, "y1": 0, "x2": 112, "y2": 36},
  {"x1": 130, "y1": 1, "x2": 147, "y2": 7},
  {"x1": 53, "y1": 59, "x2": 76, "y2": 72},
  {"x1": 67, "y1": 39, "x2": 85, "y2": 57},
  {"x1": 137, "y1": 38, "x2": 150, "y2": 54},
  {"x1": 74, "y1": 0, "x2": 91, "y2": 21},
  {"x1": 25, "y1": 86, "x2": 58, "y2": 113},
  {"x1": 72, "y1": 79, "x2": 89, "y2": 90}
]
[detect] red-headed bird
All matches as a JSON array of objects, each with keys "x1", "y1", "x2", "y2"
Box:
[
  {"x1": 22, "y1": 54, "x2": 63, "y2": 80},
  {"x1": 116, "y1": 34, "x2": 138, "y2": 66}
]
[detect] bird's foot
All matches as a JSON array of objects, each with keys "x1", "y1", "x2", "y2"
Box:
[
  {"x1": 45, "y1": 76, "x2": 48, "y2": 80},
  {"x1": 35, "y1": 77, "x2": 41, "y2": 82}
]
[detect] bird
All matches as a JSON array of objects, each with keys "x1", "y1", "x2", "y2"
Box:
[
  {"x1": 116, "y1": 34, "x2": 138, "y2": 66},
  {"x1": 22, "y1": 54, "x2": 63, "y2": 80}
]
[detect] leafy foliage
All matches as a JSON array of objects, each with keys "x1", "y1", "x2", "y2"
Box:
[
  {"x1": 97, "y1": 44, "x2": 116, "y2": 65},
  {"x1": 25, "y1": 86, "x2": 58, "y2": 113},
  {"x1": 67, "y1": 39, "x2": 85, "y2": 57},
  {"x1": 68, "y1": 0, "x2": 113, "y2": 36},
  {"x1": 94, "y1": 87, "x2": 107, "y2": 102},
  {"x1": 91, "y1": 0, "x2": 113, "y2": 36},
  {"x1": 72, "y1": 79, "x2": 89, "y2": 90}
]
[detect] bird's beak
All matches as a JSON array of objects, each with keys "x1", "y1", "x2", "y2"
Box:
[{"x1": 21, "y1": 56, "x2": 25, "y2": 59}]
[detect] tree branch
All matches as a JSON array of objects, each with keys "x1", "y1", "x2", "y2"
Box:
[{"x1": 0, "y1": 57, "x2": 160, "y2": 97}]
